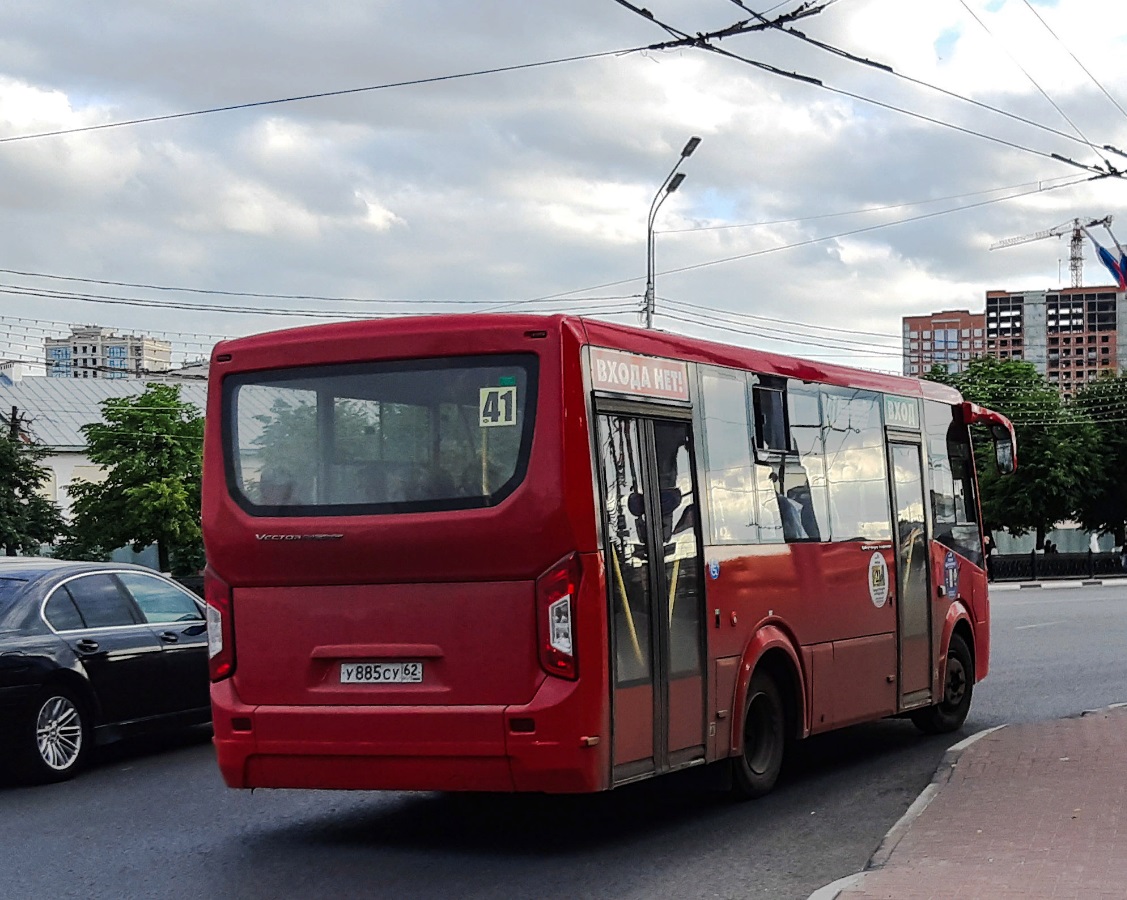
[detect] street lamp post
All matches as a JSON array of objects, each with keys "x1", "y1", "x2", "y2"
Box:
[{"x1": 644, "y1": 136, "x2": 701, "y2": 329}]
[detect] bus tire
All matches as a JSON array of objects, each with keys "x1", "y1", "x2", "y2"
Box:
[
  {"x1": 911, "y1": 633, "x2": 973, "y2": 735},
  {"x1": 731, "y1": 670, "x2": 785, "y2": 800}
]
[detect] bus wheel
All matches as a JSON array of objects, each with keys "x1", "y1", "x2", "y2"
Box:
[
  {"x1": 732, "y1": 670, "x2": 785, "y2": 800},
  {"x1": 911, "y1": 633, "x2": 973, "y2": 735}
]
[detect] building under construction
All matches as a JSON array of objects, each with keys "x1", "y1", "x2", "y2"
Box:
[
  {"x1": 904, "y1": 216, "x2": 1127, "y2": 397},
  {"x1": 984, "y1": 286, "x2": 1124, "y2": 398}
]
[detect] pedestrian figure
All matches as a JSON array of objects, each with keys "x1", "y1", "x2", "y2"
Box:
[{"x1": 983, "y1": 531, "x2": 997, "y2": 582}]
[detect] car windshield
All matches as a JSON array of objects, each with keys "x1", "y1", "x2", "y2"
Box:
[{"x1": 225, "y1": 354, "x2": 538, "y2": 516}]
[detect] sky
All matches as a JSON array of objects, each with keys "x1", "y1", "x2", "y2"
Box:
[{"x1": 1, "y1": 0, "x2": 1126, "y2": 374}]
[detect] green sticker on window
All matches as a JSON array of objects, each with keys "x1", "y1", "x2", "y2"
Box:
[{"x1": 499, "y1": 376, "x2": 517, "y2": 386}]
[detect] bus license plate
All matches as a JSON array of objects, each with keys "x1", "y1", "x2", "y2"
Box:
[{"x1": 340, "y1": 661, "x2": 424, "y2": 684}]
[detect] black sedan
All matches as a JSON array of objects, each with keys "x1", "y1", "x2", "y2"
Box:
[{"x1": 0, "y1": 559, "x2": 210, "y2": 783}]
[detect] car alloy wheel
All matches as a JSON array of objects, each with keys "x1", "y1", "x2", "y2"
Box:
[{"x1": 35, "y1": 692, "x2": 85, "y2": 773}]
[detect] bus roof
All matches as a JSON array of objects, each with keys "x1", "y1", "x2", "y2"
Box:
[{"x1": 211, "y1": 313, "x2": 963, "y2": 405}]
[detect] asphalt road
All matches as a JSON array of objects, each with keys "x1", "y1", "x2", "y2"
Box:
[{"x1": 2, "y1": 581, "x2": 1124, "y2": 900}]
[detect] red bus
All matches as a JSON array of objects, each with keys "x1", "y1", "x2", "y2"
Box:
[{"x1": 202, "y1": 314, "x2": 1015, "y2": 797}]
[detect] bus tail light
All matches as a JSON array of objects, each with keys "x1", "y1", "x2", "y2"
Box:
[
  {"x1": 205, "y1": 570, "x2": 236, "y2": 682},
  {"x1": 537, "y1": 553, "x2": 580, "y2": 680}
]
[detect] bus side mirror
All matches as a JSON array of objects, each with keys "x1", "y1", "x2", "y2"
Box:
[{"x1": 991, "y1": 424, "x2": 1015, "y2": 475}]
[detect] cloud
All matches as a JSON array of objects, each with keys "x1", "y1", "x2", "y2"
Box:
[{"x1": 0, "y1": 0, "x2": 1124, "y2": 370}]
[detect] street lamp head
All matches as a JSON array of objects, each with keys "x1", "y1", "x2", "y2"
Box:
[
  {"x1": 666, "y1": 172, "x2": 686, "y2": 194},
  {"x1": 681, "y1": 136, "x2": 702, "y2": 158}
]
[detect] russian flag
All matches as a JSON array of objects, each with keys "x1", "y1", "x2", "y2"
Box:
[
  {"x1": 1105, "y1": 224, "x2": 1127, "y2": 291},
  {"x1": 1083, "y1": 226, "x2": 1127, "y2": 289},
  {"x1": 1096, "y1": 244, "x2": 1125, "y2": 289}
]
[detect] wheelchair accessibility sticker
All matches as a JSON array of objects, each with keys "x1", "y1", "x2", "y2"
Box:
[
  {"x1": 868, "y1": 552, "x2": 889, "y2": 608},
  {"x1": 944, "y1": 550, "x2": 959, "y2": 596}
]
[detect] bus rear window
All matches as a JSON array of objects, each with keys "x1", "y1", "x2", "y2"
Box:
[{"x1": 224, "y1": 354, "x2": 538, "y2": 515}]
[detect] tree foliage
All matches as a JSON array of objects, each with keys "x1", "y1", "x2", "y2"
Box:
[
  {"x1": 0, "y1": 432, "x2": 66, "y2": 556},
  {"x1": 55, "y1": 384, "x2": 204, "y2": 574},
  {"x1": 1073, "y1": 372, "x2": 1127, "y2": 544},
  {"x1": 925, "y1": 358, "x2": 1100, "y2": 545}
]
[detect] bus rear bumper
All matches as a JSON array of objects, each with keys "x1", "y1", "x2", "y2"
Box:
[{"x1": 211, "y1": 678, "x2": 605, "y2": 793}]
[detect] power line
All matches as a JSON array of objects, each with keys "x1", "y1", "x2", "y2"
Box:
[
  {"x1": 954, "y1": 0, "x2": 1117, "y2": 173},
  {"x1": 1017, "y1": 0, "x2": 1127, "y2": 125},
  {"x1": 624, "y1": 2, "x2": 1121, "y2": 176},
  {"x1": 0, "y1": 47, "x2": 649, "y2": 145},
  {"x1": 656, "y1": 174, "x2": 1096, "y2": 279},
  {"x1": 0, "y1": 282, "x2": 638, "y2": 320},
  {"x1": 719, "y1": 0, "x2": 1116, "y2": 159},
  {"x1": 492, "y1": 172, "x2": 1094, "y2": 310},
  {"x1": 659, "y1": 175, "x2": 1081, "y2": 234},
  {"x1": 662, "y1": 299, "x2": 901, "y2": 349}
]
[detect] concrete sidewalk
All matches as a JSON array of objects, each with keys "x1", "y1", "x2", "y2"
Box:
[{"x1": 811, "y1": 705, "x2": 1127, "y2": 900}]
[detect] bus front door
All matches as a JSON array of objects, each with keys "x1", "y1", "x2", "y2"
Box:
[
  {"x1": 597, "y1": 413, "x2": 707, "y2": 784},
  {"x1": 889, "y1": 441, "x2": 933, "y2": 707}
]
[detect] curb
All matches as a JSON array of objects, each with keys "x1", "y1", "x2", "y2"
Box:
[
  {"x1": 805, "y1": 725, "x2": 1007, "y2": 900},
  {"x1": 992, "y1": 579, "x2": 1117, "y2": 591}
]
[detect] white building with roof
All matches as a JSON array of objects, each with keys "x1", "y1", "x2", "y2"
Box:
[{"x1": 0, "y1": 377, "x2": 208, "y2": 519}]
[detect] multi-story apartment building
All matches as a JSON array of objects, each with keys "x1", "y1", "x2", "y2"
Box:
[
  {"x1": 45, "y1": 325, "x2": 172, "y2": 379},
  {"x1": 904, "y1": 286, "x2": 1127, "y2": 398},
  {"x1": 901, "y1": 310, "x2": 986, "y2": 376},
  {"x1": 986, "y1": 287, "x2": 1126, "y2": 398}
]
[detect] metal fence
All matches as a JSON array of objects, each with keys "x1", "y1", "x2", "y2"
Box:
[{"x1": 993, "y1": 551, "x2": 1127, "y2": 582}]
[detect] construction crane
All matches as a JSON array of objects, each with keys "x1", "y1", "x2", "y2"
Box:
[{"x1": 990, "y1": 216, "x2": 1113, "y2": 287}]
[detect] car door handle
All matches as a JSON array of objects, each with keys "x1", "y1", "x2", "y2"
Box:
[
  {"x1": 159, "y1": 632, "x2": 180, "y2": 644},
  {"x1": 76, "y1": 638, "x2": 101, "y2": 654}
]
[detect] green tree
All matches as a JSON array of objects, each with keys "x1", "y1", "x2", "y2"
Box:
[
  {"x1": 1073, "y1": 372, "x2": 1127, "y2": 546},
  {"x1": 925, "y1": 358, "x2": 1100, "y2": 546},
  {"x1": 0, "y1": 429, "x2": 66, "y2": 556},
  {"x1": 56, "y1": 384, "x2": 204, "y2": 574}
]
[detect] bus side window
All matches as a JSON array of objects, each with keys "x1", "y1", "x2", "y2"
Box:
[
  {"x1": 783, "y1": 382, "x2": 830, "y2": 542},
  {"x1": 700, "y1": 368, "x2": 757, "y2": 544},
  {"x1": 924, "y1": 400, "x2": 983, "y2": 565},
  {"x1": 752, "y1": 382, "x2": 788, "y2": 454}
]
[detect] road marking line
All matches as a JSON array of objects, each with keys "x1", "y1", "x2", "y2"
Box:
[{"x1": 1015, "y1": 620, "x2": 1064, "y2": 630}]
